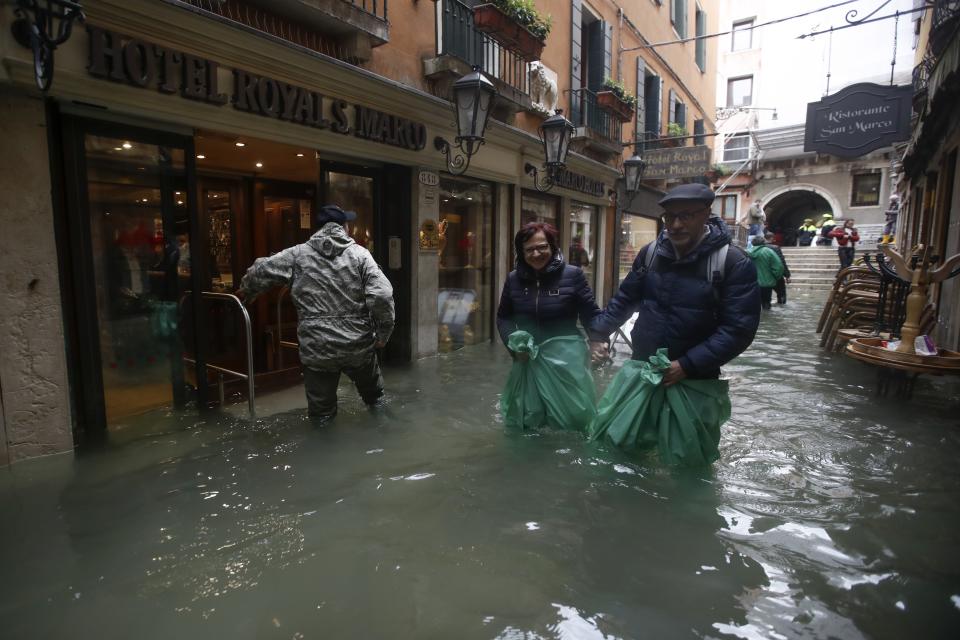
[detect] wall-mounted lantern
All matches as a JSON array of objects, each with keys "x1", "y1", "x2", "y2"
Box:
[
  {"x1": 10, "y1": 0, "x2": 85, "y2": 91},
  {"x1": 434, "y1": 66, "x2": 498, "y2": 176},
  {"x1": 524, "y1": 109, "x2": 576, "y2": 193},
  {"x1": 622, "y1": 152, "x2": 647, "y2": 195}
]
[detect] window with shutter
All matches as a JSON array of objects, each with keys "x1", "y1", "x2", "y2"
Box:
[
  {"x1": 695, "y1": 5, "x2": 706, "y2": 71},
  {"x1": 645, "y1": 74, "x2": 662, "y2": 145},
  {"x1": 635, "y1": 57, "x2": 647, "y2": 144},
  {"x1": 586, "y1": 20, "x2": 605, "y2": 91},
  {"x1": 668, "y1": 89, "x2": 677, "y2": 124},
  {"x1": 693, "y1": 119, "x2": 705, "y2": 145},
  {"x1": 676, "y1": 101, "x2": 686, "y2": 135},
  {"x1": 672, "y1": 0, "x2": 687, "y2": 38},
  {"x1": 571, "y1": 0, "x2": 583, "y2": 124}
]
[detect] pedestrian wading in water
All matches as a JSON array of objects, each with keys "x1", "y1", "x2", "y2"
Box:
[
  {"x1": 585, "y1": 183, "x2": 762, "y2": 465},
  {"x1": 829, "y1": 219, "x2": 859, "y2": 269},
  {"x1": 764, "y1": 232, "x2": 791, "y2": 304},
  {"x1": 237, "y1": 204, "x2": 395, "y2": 424},
  {"x1": 747, "y1": 235, "x2": 785, "y2": 310},
  {"x1": 497, "y1": 222, "x2": 604, "y2": 430}
]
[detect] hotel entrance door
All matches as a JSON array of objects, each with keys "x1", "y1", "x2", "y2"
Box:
[{"x1": 62, "y1": 117, "x2": 205, "y2": 436}]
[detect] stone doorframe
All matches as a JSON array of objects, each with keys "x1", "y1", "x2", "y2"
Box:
[{"x1": 759, "y1": 183, "x2": 844, "y2": 222}]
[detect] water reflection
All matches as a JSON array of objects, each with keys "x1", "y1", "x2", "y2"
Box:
[{"x1": 2, "y1": 294, "x2": 960, "y2": 638}]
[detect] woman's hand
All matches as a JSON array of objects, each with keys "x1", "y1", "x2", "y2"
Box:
[{"x1": 588, "y1": 341, "x2": 608, "y2": 365}]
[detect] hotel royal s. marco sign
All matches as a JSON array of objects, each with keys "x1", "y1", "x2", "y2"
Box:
[
  {"x1": 804, "y1": 82, "x2": 912, "y2": 158},
  {"x1": 85, "y1": 27, "x2": 428, "y2": 151}
]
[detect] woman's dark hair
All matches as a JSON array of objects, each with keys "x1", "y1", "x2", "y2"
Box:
[{"x1": 514, "y1": 222, "x2": 559, "y2": 259}]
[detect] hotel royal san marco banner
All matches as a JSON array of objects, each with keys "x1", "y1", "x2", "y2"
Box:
[{"x1": 804, "y1": 83, "x2": 912, "y2": 158}]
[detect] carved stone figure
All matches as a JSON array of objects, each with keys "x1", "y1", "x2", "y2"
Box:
[{"x1": 528, "y1": 61, "x2": 558, "y2": 114}]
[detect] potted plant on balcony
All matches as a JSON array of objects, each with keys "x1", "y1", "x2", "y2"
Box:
[
  {"x1": 596, "y1": 78, "x2": 637, "y2": 122},
  {"x1": 474, "y1": 0, "x2": 552, "y2": 62},
  {"x1": 704, "y1": 163, "x2": 728, "y2": 181},
  {"x1": 662, "y1": 122, "x2": 687, "y2": 147}
]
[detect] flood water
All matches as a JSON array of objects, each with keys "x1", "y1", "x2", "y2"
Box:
[{"x1": 2, "y1": 292, "x2": 960, "y2": 639}]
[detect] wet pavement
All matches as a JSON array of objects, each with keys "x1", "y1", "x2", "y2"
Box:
[{"x1": 2, "y1": 291, "x2": 960, "y2": 639}]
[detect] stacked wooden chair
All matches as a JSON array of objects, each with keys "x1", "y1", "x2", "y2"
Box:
[{"x1": 817, "y1": 253, "x2": 937, "y2": 352}]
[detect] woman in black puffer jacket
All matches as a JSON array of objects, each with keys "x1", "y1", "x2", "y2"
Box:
[{"x1": 496, "y1": 222, "x2": 604, "y2": 353}]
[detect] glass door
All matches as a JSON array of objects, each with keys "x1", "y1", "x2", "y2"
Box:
[{"x1": 66, "y1": 119, "x2": 201, "y2": 433}]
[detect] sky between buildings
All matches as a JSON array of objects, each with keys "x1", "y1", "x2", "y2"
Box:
[{"x1": 737, "y1": 0, "x2": 919, "y2": 127}]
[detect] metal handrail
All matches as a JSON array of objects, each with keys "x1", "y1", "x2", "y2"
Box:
[
  {"x1": 276, "y1": 286, "x2": 299, "y2": 370},
  {"x1": 184, "y1": 291, "x2": 255, "y2": 417}
]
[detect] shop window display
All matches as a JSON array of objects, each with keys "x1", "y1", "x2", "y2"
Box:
[
  {"x1": 327, "y1": 172, "x2": 375, "y2": 255},
  {"x1": 569, "y1": 202, "x2": 598, "y2": 287},
  {"x1": 521, "y1": 191, "x2": 560, "y2": 228},
  {"x1": 619, "y1": 214, "x2": 659, "y2": 282},
  {"x1": 438, "y1": 178, "x2": 494, "y2": 351}
]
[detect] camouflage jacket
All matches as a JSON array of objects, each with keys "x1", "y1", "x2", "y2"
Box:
[{"x1": 240, "y1": 223, "x2": 395, "y2": 371}]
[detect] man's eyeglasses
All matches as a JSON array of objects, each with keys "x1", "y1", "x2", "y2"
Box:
[
  {"x1": 523, "y1": 243, "x2": 551, "y2": 256},
  {"x1": 661, "y1": 208, "x2": 707, "y2": 225}
]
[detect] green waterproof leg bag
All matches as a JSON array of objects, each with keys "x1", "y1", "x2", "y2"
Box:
[
  {"x1": 588, "y1": 348, "x2": 731, "y2": 466},
  {"x1": 500, "y1": 331, "x2": 597, "y2": 431}
]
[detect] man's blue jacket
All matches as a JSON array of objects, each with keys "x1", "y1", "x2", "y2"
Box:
[{"x1": 591, "y1": 218, "x2": 761, "y2": 379}]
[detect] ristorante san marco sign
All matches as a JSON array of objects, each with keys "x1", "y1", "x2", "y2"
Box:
[
  {"x1": 803, "y1": 82, "x2": 912, "y2": 158},
  {"x1": 85, "y1": 26, "x2": 428, "y2": 151}
]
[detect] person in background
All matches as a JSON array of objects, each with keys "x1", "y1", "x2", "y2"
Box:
[
  {"x1": 882, "y1": 194, "x2": 900, "y2": 244},
  {"x1": 588, "y1": 183, "x2": 761, "y2": 384},
  {"x1": 747, "y1": 235, "x2": 785, "y2": 311},
  {"x1": 568, "y1": 235, "x2": 590, "y2": 268},
  {"x1": 829, "y1": 219, "x2": 860, "y2": 270},
  {"x1": 764, "y1": 232, "x2": 791, "y2": 305},
  {"x1": 238, "y1": 204, "x2": 395, "y2": 424},
  {"x1": 797, "y1": 218, "x2": 818, "y2": 247},
  {"x1": 746, "y1": 199, "x2": 765, "y2": 247},
  {"x1": 816, "y1": 213, "x2": 836, "y2": 246},
  {"x1": 497, "y1": 223, "x2": 602, "y2": 354}
]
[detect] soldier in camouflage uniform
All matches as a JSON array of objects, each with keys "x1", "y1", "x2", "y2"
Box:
[{"x1": 238, "y1": 205, "x2": 395, "y2": 422}]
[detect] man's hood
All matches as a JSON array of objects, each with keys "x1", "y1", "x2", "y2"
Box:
[
  {"x1": 307, "y1": 222, "x2": 355, "y2": 258},
  {"x1": 655, "y1": 216, "x2": 731, "y2": 264}
]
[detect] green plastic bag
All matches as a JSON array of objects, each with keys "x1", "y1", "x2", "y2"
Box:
[
  {"x1": 501, "y1": 331, "x2": 597, "y2": 431},
  {"x1": 588, "y1": 348, "x2": 731, "y2": 466}
]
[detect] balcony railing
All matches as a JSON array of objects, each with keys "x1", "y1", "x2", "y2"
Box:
[
  {"x1": 570, "y1": 88, "x2": 622, "y2": 146},
  {"x1": 930, "y1": 0, "x2": 960, "y2": 56},
  {"x1": 181, "y1": 0, "x2": 387, "y2": 63},
  {"x1": 345, "y1": 0, "x2": 388, "y2": 23},
  {"x1": 439, "y1": 0, "x2": 530, "y2": 96}
]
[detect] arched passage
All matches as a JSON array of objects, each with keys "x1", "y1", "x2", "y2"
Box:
[{"x1": 761, "y1": 184, "x2": 841, "y2": 239}]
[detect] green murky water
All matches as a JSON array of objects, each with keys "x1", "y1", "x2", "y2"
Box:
[{"x1": 2, "y1": 292, "x2": 960, "y2": 638}]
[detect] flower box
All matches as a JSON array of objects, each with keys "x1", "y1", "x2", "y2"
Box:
[
  {"x1": 596, "y1": 90, "x2": 634, "y2": 122},
  {"x1": 473, "y1": 4, "x2": 546, "y2": 62}
]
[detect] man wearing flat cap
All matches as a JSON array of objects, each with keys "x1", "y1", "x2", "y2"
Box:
[
  {"x1": 238, "y1": 204, "x2": 395, "y2": 422},
  {"x1": 589, "y1": 183, "x2": 760, "y2": 386}
]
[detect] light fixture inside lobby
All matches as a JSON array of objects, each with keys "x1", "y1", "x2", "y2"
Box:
[
  {"x1": 296, "y1": 153, "x2": 304, "y2": 157},
  {"x1": 255, "y1": 162, "x2": 263, "y2": 168},
  {"x1": 196, "y1": 154, "x2": 206, "y2": 159},
  {"x1": 434, "y1": 66, "x2": 498, "y2": 176},
  {"x1": 524, "y1": 110, "x2": 575, "y2": 193},
  {"x1": 235, "y1": 141, "x2": 246, "y2": 147},
  {"x1": 122, "y1": 142, "x2": 132, "y2": 149}
]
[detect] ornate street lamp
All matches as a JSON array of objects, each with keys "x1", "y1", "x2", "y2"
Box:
[
  {"x1": 10, "y1": 0, "x2": 85, "y2": 91},
  {"x1": 622, "y1": 152, "x2": 647, "y2": 195},
  {"x1": 434, "y1": 66, "x2": 498, "y2": 176},
  {"x1": 524, "y1": 109, "x2": 576, "y2": 193}
]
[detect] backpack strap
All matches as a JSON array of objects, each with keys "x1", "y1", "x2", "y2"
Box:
[
  {"x1": 636, "y1": 241, "x2": 658, "y2": 275},
  {"x1": 706, "y1": 243, "x2": 730, "y2": 284}
]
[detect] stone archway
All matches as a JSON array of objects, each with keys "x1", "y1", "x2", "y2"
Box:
[{"x1": 761, "y1": 184, "x2": 842, "y2": 242}]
